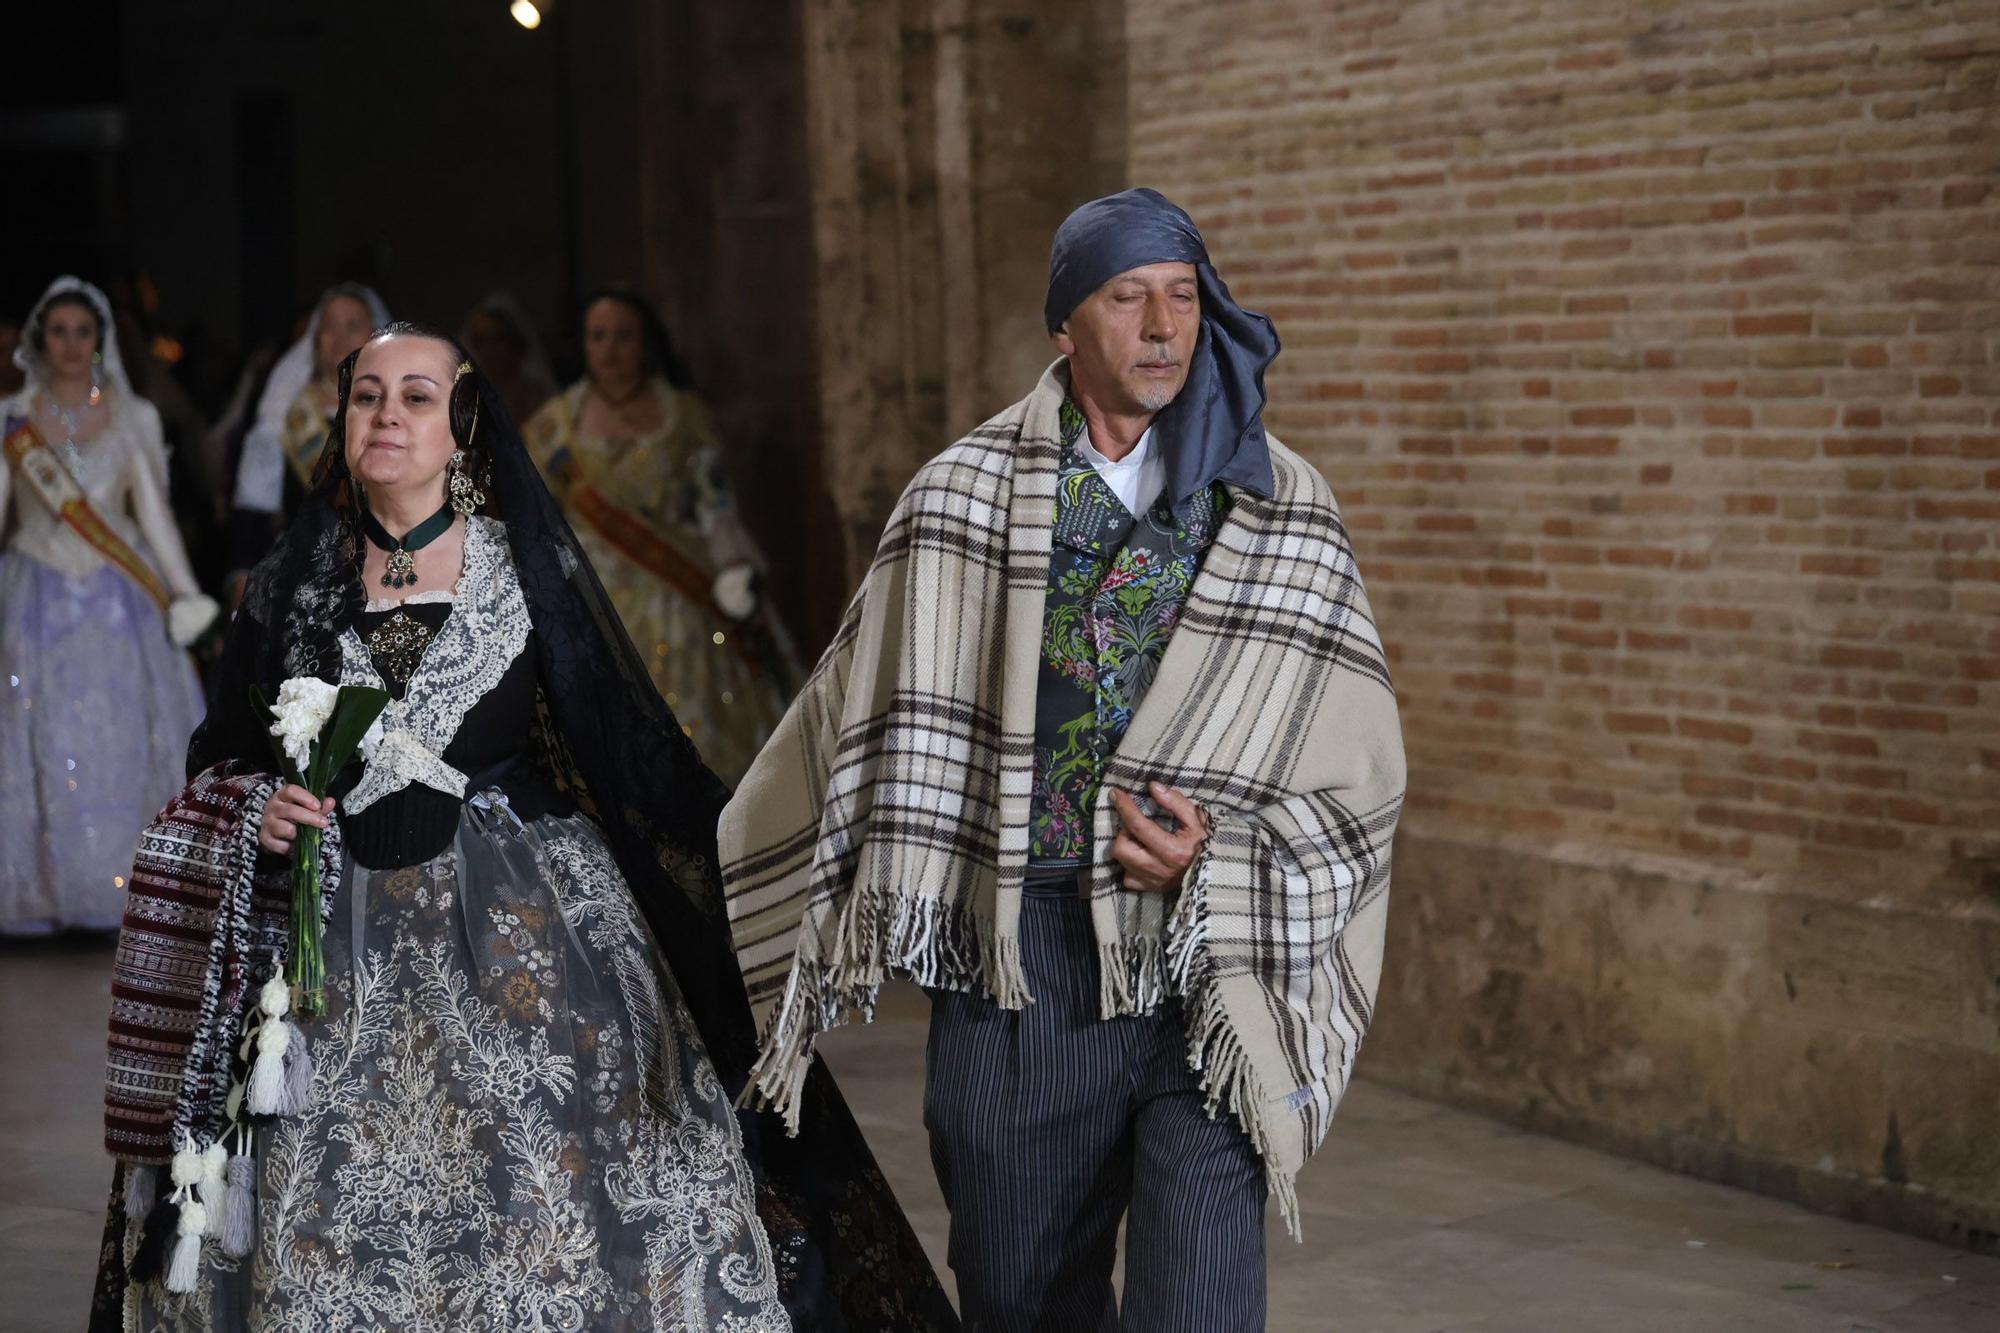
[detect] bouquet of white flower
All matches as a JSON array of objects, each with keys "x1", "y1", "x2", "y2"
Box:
[{"x1": 255, "y1": 677, "x2": 390, "y2": 1016}]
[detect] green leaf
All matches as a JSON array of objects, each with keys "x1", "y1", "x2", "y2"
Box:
[{"x1": 308, "y1": 685, "x2": 392, "y2": 792}]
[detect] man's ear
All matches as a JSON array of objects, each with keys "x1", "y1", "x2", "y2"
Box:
[{"x1": 1052, "y1": 321, "x2": 1077, "y2": 358}]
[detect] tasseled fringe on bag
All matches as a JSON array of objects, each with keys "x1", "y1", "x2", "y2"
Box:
[
  {"x1": 124, "y1": 968, "x2": 317, "y2": 1290},
  {"x1": 124, "y1": 1162, "x2": 157, "y2": 1225},
  {"x1": 159, "y1": 1141, "x2": 208, "y2": 1293},
  {"x1": 196, "y1": 1142, "x2": 229, "y2": 1240},
  {"x1": 281, "y1": 1024, "x2": 314, "y2": 1114},
  {"x1": 246, "y1": 976, "x2": 304, "y2": 1116},
  {"x1": 130, "y1": 1198, "x2": 178, "y2": 1285},
  {"x1": 126, "y1": 1132, "x2": 269, "y2": 1287},
  {"x1": 221, "y1": 1153, "x2": 256, "y2": 1258},
  {"x1": 167, "y1": 1199, "x2": 208, "y2": 1292},
  {"x1": 743, "y1": 889, "x2": 1021, "y2": 1131}
]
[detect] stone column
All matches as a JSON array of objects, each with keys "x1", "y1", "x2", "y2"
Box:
[
  {"x1": 634, "y1": 0, "x2": 849, "y2": 653},
  {"x1": 632, "y1": 0, "x2": 1126, "y2": 646},
  {"x1": 799, "y1": 0, "x2": 1129, "y2": 581}
]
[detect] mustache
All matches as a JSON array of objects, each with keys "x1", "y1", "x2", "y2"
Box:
[{"x1": 1135, "y1": 349, "x2": 1179, "y2": 367}]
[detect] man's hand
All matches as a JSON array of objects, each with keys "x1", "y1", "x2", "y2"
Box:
[{"x1": 1108, "y1": 781, "x2": 1210, "y2": 893}]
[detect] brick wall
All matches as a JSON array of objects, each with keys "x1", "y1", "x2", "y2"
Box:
[{"x1": 1126, "y1": 0, "x2": 2000, "y2": 1246}]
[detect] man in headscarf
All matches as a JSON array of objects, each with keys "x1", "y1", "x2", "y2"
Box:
[{"x1": 724, "y1": 188, "x2": 1406, "y2": 1330}]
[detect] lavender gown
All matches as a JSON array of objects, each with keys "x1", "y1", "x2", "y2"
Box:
[{"x1": 0, "y1": 388, "x2": 205, "y2": 933}]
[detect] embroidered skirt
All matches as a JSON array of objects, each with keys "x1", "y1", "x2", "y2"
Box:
[
  {"x1": 131, "y1": 799, "x2": 789, "y2": 1332},
  {"x1": 0, "y1": 554, "x2": 203, "y2": 934},
  {"x1": 574, "y1": 521, "x2": 793, "y2": 789}
]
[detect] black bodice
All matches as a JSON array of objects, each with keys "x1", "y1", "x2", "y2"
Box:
[{"x1": 332, "y1": 605, "x2": 567, "y2": 869}]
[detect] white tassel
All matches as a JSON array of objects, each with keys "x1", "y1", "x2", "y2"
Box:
[
  {"x1": 165, "y1": 1199, "x2": 207, "y2": 1293},
  {"x1": 197, "y1": 1143, "x2": 229, "y2": 1239},
  {"x1": 221, "y1": 1155, "x2": 256, "y2": 1258},
  {"x1": 125, "y1": 1163, "x2": 156, "y2": 1223},
  {"x1": 246, "y1": 1018, "x2": 292, "y2": 1114},
  {"x1": 279, "y1": 1024, "x2": 313, "y2": 1115},
  {"x1": 257, "y1": 975, "x2": 291, "y2": 1022},
  {"x1": 168, "y1": 1143, "x2": 203, "y2": 1198},
  {"x1": 246, "y1": 977, "x2": 295, "y2": 1116},
  {"x1": 157, "y1": 1138, "x2": 205, "y2": 1291}
]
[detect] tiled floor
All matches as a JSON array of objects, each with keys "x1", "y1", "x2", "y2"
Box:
[{"x1": 3, "y1": 936, "x2": 1995, "y2": 1331}]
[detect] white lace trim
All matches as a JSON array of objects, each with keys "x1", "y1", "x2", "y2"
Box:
[
  {"x1": 340, "y1": 516, "x2": 531, "y2": 814},
  {"x1": 362, "y1": 588, "x2": 456, "y2": 613}
]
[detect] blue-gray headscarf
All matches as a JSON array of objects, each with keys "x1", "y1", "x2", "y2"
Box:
[{"x1": 1044, "y1": 187, "x2": 1280, "y2": 507}]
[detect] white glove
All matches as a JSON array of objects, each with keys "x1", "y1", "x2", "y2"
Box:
[
  {"x1": 168, "y1": 593, "x2": 221, "y2": 647},
  {"x1": 712, "y1": 564, "x2": 759, "y2": 621}
]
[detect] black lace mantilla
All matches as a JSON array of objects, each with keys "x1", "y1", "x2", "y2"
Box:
[{"x1": 95, "y1": 341, "x2": 958, "y2": 1333}]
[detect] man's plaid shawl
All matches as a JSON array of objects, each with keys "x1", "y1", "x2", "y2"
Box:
[{"x1": 723, "y1": 361, "x2": 1404, "y2": 1232}]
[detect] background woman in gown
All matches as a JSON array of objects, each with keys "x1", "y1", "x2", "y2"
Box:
[
  {"x1": 524, "y1": 288, "x2": 796, "y2": 785},
  {"x1": 0, "y1": 277, "x2": 215, "y2": 935},
  {"x1": 460, "y1": 289, "x2": 556, "y2": 428},
  {"x1": 226, "y1": 282, "x2": 387, "y2": 602},
  {"x1": 94, "y1": 324, "x2": 955, "y2": 1332}
]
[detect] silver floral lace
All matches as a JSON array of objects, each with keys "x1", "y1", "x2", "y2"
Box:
[
  {"x1": 338, "y1": 516, "x2": 530, "y2": 815},
  {"x1": 134, "y1": 808, "x2": 790, "y2": 1331}
]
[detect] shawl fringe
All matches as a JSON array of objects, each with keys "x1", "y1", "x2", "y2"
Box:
[
  {"x1": 1166, "y1": 843, "x2": 1301, "y2": 1238},
  {"x1": 1096, "y1": 934, "x2": 1169, "y2": 1019},
  {"x1": 744, "y1": 888, "x2": 1031, "y2": 1130}
]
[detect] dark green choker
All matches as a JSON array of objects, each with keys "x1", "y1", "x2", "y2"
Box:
[{"x1": 360, "y1": 501, "x2": 454, "y2": 589}]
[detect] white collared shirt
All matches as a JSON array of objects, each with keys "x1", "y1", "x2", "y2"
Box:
[{"x1": 1077, "y1": 425, "x2": 1166, "y2": 519}]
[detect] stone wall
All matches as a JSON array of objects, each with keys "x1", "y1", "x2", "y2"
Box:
[
  {"x1": 633, "y1": 2, "x2": 850, "y2": 653},
  {"x1": 1122, "y1": 0, "x2": 2000, "y2": 1249},
  {"x1": 798, "y1": 0, "x2": 1129, "y2": 585}
]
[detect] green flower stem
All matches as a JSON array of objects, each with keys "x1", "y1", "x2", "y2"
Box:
[{"x1": 290, "y1": 822, "x2": 326, "y2": 1018}]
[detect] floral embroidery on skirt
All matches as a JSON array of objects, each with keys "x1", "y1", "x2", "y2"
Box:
[{"x1": 133, "y1": 804, "x2": 789, "y2": 1332}]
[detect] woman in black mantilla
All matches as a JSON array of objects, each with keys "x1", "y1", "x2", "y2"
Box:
[{"x1": 92, "y1": 324, "x2": 955, "y2": 1332}]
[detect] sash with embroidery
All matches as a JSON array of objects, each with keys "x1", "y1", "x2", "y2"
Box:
[
  {"x1": 573, "y1": 481, "x2": 793, "y2": 684},
  {"x1": 3, "y1": 413, "x2": 171, "y2": 609},
  {"x1": 539, "y1": 391, "x2": 788, "y2": 682},
  {"x1": 568, "y1": 481, "x2": 727, "y2": 618},
  {"x1": 539, "y1": 390, "x2": 724, "y2": 616}
]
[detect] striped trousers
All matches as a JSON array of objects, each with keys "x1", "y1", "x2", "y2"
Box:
[{"x1": 924, "y1": 880, "x2": 1267, "y2": 1332}]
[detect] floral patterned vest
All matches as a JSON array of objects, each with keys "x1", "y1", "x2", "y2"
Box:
[{"x1": 1027, "y1": 401, "x2": 1231, "y2": 867}]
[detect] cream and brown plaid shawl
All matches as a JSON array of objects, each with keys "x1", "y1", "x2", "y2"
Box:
[{"x1": 723, "y1": 360, "x2": 1404, "y2": 1232}]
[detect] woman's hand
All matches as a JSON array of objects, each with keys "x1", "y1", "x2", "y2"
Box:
[
  {"x1": 260, "y1": 785, "x2": 334, "y2": 856},
  {"x1": 1108, "y1": 782, "x2": 1210, "y2": 893}
]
